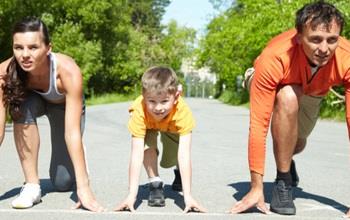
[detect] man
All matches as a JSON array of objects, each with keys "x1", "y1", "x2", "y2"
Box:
[{"x1": 230, "y1": 1, "x2": 350, "y2": 216}]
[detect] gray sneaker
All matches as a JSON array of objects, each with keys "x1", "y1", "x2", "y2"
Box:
[
  {"x1": 270, "y1": 180, "x2": 296, "y2": 215},
  {"x1": 148, "y1": 181, "x2": 165, "y2": 207}
]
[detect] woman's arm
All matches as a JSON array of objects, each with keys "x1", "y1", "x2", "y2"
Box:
[
  {"x1": 57, "y1": 54, "x2": 103, "y2": 212},
  {"x1": 0, "y1": 60, "x2": 11, "y2": 146}
]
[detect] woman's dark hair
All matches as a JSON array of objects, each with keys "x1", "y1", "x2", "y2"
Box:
[
  {"x1": 295, "y1": 1, "x2": 344, "y2": 34},
  {"x1": 3, "y1": 17, "x2": 50, "y2": 120}
]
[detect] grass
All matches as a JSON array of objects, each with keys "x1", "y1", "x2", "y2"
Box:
[{"x1": 86, "y1": 93, "x2": 138, "y2": 106}]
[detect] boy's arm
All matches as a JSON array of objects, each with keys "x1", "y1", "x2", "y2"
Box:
[
  {"x1": 128, "y1": 137, "x2": 145, "y2": 197},
  {"x1": 115, "y1": 136, "x2": 144, "y2": 212},
  {"x1": 178, "y1": 133, "x2": 206, "y2": 213}
]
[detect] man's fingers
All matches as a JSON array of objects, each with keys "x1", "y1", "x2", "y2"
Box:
[
  {"x1": 256, "y1": 203, "x2": 270, "y2": 214},
  {"x1": 230, "y1": 200, "x2": 253, "y2": 214}
]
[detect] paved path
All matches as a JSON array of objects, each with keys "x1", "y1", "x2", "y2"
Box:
[{"x1": 0, "y1": 98, "x2": 349, "y2": 219}]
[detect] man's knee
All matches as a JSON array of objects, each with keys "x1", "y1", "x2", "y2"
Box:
[
  {"x1": 50, "y1": 165, "x2": 75, "y2": 192},
  {"x1": 275, "y1": 86, "x2": 302, "y2": 115},
  {"x1": 294, "y1": 138, "x2": 306, "y2": 154}
]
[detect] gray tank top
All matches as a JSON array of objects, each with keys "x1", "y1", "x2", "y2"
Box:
[{"x1": 34, "y1": 53, "x2": 65, "y2": 101}]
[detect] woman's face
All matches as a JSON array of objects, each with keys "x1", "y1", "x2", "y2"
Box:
[{"x1": 12, "y1": 31, "x2": 51, "y2": 73}]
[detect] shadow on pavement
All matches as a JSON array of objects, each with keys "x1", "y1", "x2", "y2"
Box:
[
  {"x1": 135, "y1": 183, "x2": 184, "y2": 210},
  {"x1": 0, "y1": 179, "x2": 76, "y2": 202},
  {"x1": 228, "y1": 181, "x2": 348, "y2": 213}
]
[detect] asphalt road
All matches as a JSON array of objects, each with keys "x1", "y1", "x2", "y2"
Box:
[{"x1": 0, "y1": 98, "x2": 349, "y2": 220}]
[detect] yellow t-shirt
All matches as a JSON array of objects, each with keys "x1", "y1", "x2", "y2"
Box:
[{"x1": 128, "y1": 95, "x2": 195, "y2": 138}]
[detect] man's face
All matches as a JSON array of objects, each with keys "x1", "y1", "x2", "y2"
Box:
[{"x1": 298, "y1": 20, "x2": 341, "y2": 67}]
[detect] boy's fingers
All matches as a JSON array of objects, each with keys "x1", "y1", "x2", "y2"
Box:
[
  {"x1": 72, "y1": 201, "x2": 82, "y2": 210},
  {"x1": 114, "y1": 204, "x2": 125, "y2": 211}
]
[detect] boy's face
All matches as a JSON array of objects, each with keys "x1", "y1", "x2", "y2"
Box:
[
  {"x1": 298, "y1": 19, "x2": 341, "y2": 67},
  {"x1": 143, "y1": 91, "x2": 178, "y2": 122}
]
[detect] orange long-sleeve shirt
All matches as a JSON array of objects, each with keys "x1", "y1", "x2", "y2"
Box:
[{"x1": 249, "y1": 28, "x2": 350, "y2": 175}]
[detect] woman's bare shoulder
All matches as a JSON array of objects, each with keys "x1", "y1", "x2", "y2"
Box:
[{"x1": 54, "y1": 53, "x2": 81, "y2": 74}]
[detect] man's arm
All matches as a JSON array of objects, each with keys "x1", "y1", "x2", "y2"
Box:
[{"x1": 231, "y1": 54, "x2": 282, "y2": 214}]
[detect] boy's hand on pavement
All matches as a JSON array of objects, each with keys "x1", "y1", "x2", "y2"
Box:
[
  {"x1": 114, "y1": 195, "x2": 136, "y2": 212},
  {"x1": 183, "y1": 195, "x2": 207, "y2": 213}
]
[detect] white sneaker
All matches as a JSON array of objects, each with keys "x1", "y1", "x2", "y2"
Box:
[{"x1": 12, "y1": 183, "x2": 42, "y2": 209}]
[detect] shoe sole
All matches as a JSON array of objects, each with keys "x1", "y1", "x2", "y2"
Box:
[
  {"x1": 270, "y1": 207, "x2": 296, "y2": 215},
  {"x1": 12, "y1": 199, "x2": 42, "y2": 209},
  {"x1": 148, "y1": 199, "x2": 165, "y2": 207}
]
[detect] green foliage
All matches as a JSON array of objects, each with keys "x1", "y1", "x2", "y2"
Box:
[
  {"x1": 199, "y1": 0, "x2": 350, "y2": 119},
  {"x1": 86, "y1": 92, "x2": 138, "y2": 106},
  {"x1": 0, "y1": 0, "x2": 195, "y2": 98},
  {"x1": 51, "y1": 21, "x2": 102, "y2": 94}
]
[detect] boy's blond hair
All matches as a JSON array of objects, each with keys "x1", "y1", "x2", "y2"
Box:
[{"x1": 142, "y1": 66, "x2": 178, "y2": 95}]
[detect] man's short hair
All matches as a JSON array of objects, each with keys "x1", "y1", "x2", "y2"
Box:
[
  {"x1": 142, "y1": 66, "x2": 178, "y2": 95},
  {"x1": 295, "y1": 1, "x2": 344, "y2": 33}
]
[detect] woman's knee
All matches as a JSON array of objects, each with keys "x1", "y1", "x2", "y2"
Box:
[{"x1": 50, "y1": 165, "x2": 75, "y2": 191}]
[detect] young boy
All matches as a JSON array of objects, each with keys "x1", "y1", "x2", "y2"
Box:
[{"x1": 115, "y1": 66, "x2": 206, "y2": 213}]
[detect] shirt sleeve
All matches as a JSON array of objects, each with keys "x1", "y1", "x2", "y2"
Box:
[
  {"x1": 249, "y1": 52, "x2": 283, "y2": 175},
  {"x1": 128, "y1": 100, "x2": 147, "y2": 138},
  {"x1": 343, "y1": 68, "x2": 350, "y2": 138},
  {"x1": 174, "y1": 98, "x2": 195, "y2": 135}
]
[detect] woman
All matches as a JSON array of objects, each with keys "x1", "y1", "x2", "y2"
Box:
[{"x1": 0, "y1": 17, "x2": 104, "y2": 211}]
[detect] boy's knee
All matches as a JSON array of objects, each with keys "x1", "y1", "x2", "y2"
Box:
[
  {"x1": 50, "y1": 165, "x2": 75, "y2": 192},
  {"x1": 144, "y1": 147, "x2": 158, "y2": 156}
]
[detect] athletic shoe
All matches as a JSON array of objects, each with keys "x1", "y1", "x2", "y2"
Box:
[
  {"x1": 270, "y1": 179, "x2": 296, "y2": 215},
  {"x1": 171, "y1": 169, "x2": 182, "y2": 191},
  {"x1": 12, "y1": 183, "x2": 42, "y2": 209},
  {"x1": 148, "y1": 181, "x2": 165, "y2": 207},
  {"x1": 290, "y1": 159, "x2": 299, "y2": 187},
  {"x1": 242, "y1": 67, "x2": 255, "y2": 90}
]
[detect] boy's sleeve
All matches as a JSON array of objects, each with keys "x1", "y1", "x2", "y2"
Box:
[
  {"x1": 128, "y1": 102, "x2": 147, "y2": 138},
  {"x1": 175, "y1": 100, "x2": 195, "y2": 136}
]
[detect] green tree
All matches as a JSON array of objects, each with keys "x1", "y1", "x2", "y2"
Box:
[
  {"x1": 0, "y1": 0, "x2": 196, "y2": 96},
  {"x1": 198, "y1": 0, "x2": 350, "y2": 110}
]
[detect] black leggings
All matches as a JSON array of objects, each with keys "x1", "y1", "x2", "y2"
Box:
[{"x1": 14, "y1": 92, "x2": 85, "y2": 191}]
